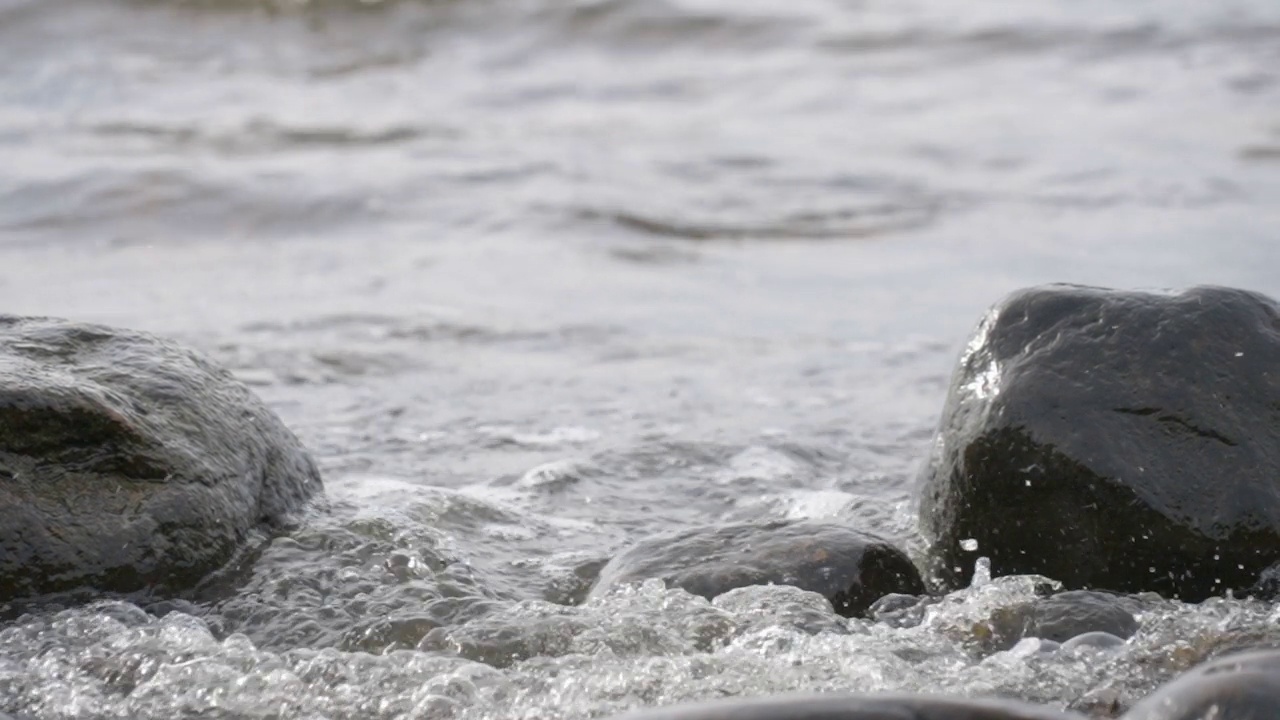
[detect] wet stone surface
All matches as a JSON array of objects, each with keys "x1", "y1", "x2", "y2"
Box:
[
  {"x1": 919, "y1": 285, "x2": 1280, "y2": 600},
  {"x1": 1, "y1": 0, "x2": 1279, "y2": 715},
  {"x1": 589, "y1": 520, "x2": 925, "y2": 618},
  {"x1": 0, "y1": 315, "x2": 323, "y2": 602},
  {"x1": 1122, "y1": 649, "x2": 1280, "y2": 720},
  {"x1": 605, "y1": 692, "x2": 1088, "y2": 720},
  {"x1": 982, "y1": 590, "x2": 1143, "y2": 651}
]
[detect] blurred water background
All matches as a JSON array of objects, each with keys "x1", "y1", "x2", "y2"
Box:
[{"x1": 1, "y1": 0, "x2": 1280, "y2": 717}]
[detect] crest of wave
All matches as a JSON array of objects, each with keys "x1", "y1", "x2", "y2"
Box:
[{"x1": 5, "y1": 568, "x2": 1278, "y2": 720}]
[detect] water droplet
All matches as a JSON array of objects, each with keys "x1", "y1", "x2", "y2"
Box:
[{"x1": 970, "y1": 557, "x2": 992, "y2": 588}]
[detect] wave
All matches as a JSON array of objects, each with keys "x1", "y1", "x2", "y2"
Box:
[
  {"x1": 0, "y1": 165, "x2": 382, "y2": 239},
  {"x1": 582, "y1": 201, "x2": 944, "y2": 242}
]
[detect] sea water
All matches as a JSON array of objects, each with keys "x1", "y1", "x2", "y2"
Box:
[{"x1": 1, "y1": 0, "x2": 1280, "y2": 717}]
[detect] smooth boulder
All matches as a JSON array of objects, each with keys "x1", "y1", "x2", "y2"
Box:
[
  {"x1": 918, "y1": 285, "x2": 1280, "y2": 600},
  {"x1": 1123, "y1": 650, "x2": 1280, "y2": 720},
  {"x1": 608, "y1": 693, "x2": 1085, "y2": 720},
  {"x1": 589, "y1": 520, "x2": 924, "y2": 618},
  {"x1": 1024, "y1": 591, "x2": 1138, "y2": 643},
  {"x1": 984, "y1": 590, "x2": 1140, "y2": 651},
  {"x1": 0, "y1": 315, "x2": 323, "y2": 600}
]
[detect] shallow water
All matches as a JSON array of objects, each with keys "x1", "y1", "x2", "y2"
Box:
[{"x1": 2, "y1": 0, "x2": 1280, "y2": 717}]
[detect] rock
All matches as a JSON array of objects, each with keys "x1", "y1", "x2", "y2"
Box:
[
  {"x1": 980, "y1": 589, "x2": 1140, "y2": 653},
  {"x1": 984, "y1": 590, "x2": 1139, "y2": 651},
  {"x1": 918, "y1": 284, "x2": 1280, "y2": 600},
  {"x1": 1060, "y1": 631, "x2": 1125, "y2": 652},
  {"x1": 712, "y1": 584, "x2": 851, "y2": 636},
  {"x1": 608, "y1": 693, "x2": 1086, "y2": 720},
  {"x1": 1027, "y1": 591, "x2": 1139, "y2": 643},
  {"x1": 0, "y1": 315, "x2": 323, "y2": 600},
  {"x1": 1123, "y1": 649, "x2": 1280, "y2": 720},
  {"x1": 1246, "y1": 560, "x2": 1280, "y2": 600},
  {"x1": 589, "y1": 520, "x2": 924, "y2": 618}
]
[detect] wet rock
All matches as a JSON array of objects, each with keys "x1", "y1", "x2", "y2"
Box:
[
  {"x1": 1246, "y1": 560, "x2": 1280, "y2": 600},
  {"x1": 1060, "y1": 631, "x2": 1125, "y2": 652},
  {"x1": 1028, "y1": 591, "x2": 1139, "y2": 642},
  {"x1": 589, "y1": 520, "x2": 924, "y2": 617},
  {"x1": 1068, "y1": 687, "x2": 1126, "y2": 718},
  {"x1": 608, "y1": 692, "x2": 1086, "y2": 719},
  {"x1": 1192, "y1": 622, "x2": 1280, "y2": 662},
  {"x1": 1123, "y1": 649, "x2": 1280, "y2": 719},
  {"x1": 0, "y1": 315, "x2": 324, "y2": 601},
  {"x1": 918, "y1": 284, "x2": 1280, "y2": 601},
  {"x1": 712, "y1": 584, "x2": 852, "y2": 636},
  {"x1": 982, "y1": 590, "x2": 1139, "y2": 652}
]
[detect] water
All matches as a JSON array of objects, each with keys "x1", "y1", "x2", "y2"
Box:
[{"x1": 1, "y1": 0, "x2": 1280, "y2": 717}]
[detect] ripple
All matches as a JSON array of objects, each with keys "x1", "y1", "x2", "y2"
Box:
[
  {"x1": 1240, "y1": 145, "x2": 1280, "y2": 162},
  {"x1": 90, "y1": 118, "x2": 445, "y2": 152},
  {"x1": 0, "y1": 166, "x2": 379, "y2": 238},
  {"x1": 819, "y1": 18, "x2": 1280, "y2": 62},
  {"x1": 584, "y1": 201, "x2": 942, "y2": 241}
]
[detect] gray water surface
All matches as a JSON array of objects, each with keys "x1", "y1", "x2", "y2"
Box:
[{"x1": 2, "y1": 0, "x2": 1280, "y2": 717}]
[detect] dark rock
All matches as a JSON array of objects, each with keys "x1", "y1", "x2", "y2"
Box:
[
  {"x1": 1028, "y1": 590, "x2": 1139, "y2": 643},
  {"x1": 588, "y1": 520, "x2": 924, "y2": 617},
  {"x1": 1123, "y1": 649, "x2": 1280, "y2": 720},
  {"x1": 1246, "y1": 560, "x2": 1280, "y2": 600},
  {"x1": 0, "y1": 315, "x2": 323, "y2": 601},
  {"x1": 608, "y1": 692, "x2": 1086, "y2": 720},
  {"x1": 918, "y1": 284, "x2": 1280, "y2": 601},
  {"x1": 981, "y1": 591, "x2": 1140, "y2": 653}
]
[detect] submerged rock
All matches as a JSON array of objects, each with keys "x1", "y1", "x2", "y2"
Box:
[
  {"x1": 1026, "y1": 590, "x2": 1139, "y2": 642},
  {"x1": 985, "y1": 590, "x2": 1141, "y2": 651},
  {"x1": 588, "y1": 520, "x2": 924, "y2": 618},
  {"x1": 918, "y1": 285, "x2": 1280, "y2": 600},
  {"x1": 0, "y1": 315, "x2": 323, "y2": 601},
  {"x1": 609, "y1": 692, "x2": 1085, "y2": 719},
  {"x1": 1123, "y1": 649, "x2": 1280, "y2": 720},
  {"x1": 1060, "y1": 631, "x2": 1125, "y2": 652},
  {"x1": 712, "y1": 584, "x2": 852, "y2": 636}
]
